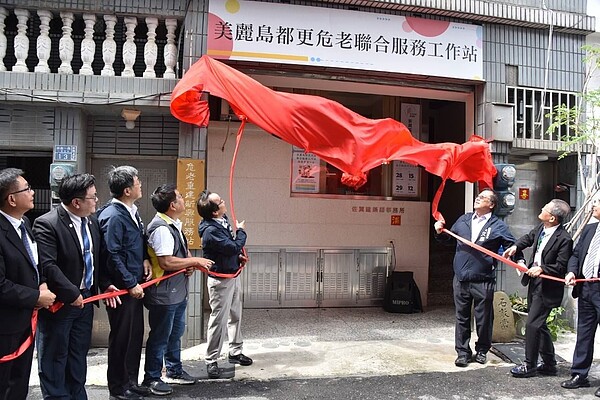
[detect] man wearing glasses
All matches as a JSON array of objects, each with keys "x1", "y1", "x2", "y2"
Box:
[
  {"x1": 434, "y1": 188, "x2": 515, "y2": 368},
  {"x1": 197, "y1": 190, "x2": 252, "y2": 379},
  {"x1": 502, "y1": 199, "x2": 572, "y2": 378},
  {"x1": 33, "y1": 173, "x2": 110, "y2": 399},
  {"x1": 0, "y1": 168, "x2": 56, "y2": 400}
]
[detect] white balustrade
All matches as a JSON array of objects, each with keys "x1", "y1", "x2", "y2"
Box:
[
  {"x1": 144, "y1": 17, "x2": 158, "y2": 78},
  {"x1": 0, "y1": 9, "x2": 178, "y2": 79},
  {"x1": 164, "y1": 19, "x2": 178, "y2": 79},
  {"x1": 102, "y1": 15, "x2": 117, "y2": 77},
  {"x1": 122, "y1": 16, "x2": 137, "y2": 77},
  {"x1": 80, "y1": 14, "x2": 96, "y2": 75},
  {"x1": 58, "y1": 12, "x2": 74, "y2": 74},
  {"x1": 13, "y1": 9, "x2": 29, "y2": 72},
  {"x1": 0, "y1": 7, "x2": 8, "y2": 72},
  {"x1": 35, "y1": 10, "x2": 53, "y2": 73}
]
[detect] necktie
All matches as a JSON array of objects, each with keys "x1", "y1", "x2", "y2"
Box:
[
  {"x1": 224, "y1": 217, "x2": 234, "y2": 237},
  {"x1": 19, "y1": 222, "x2": 39, "y2": 283},
  {"x1": 583, "y1": 226, "x2": 600, "y2": 279},
  {"x1": 81, "y1": 217, "x2": 93, "y2": 290},
  {"x1": 536, "y1": 230, "x2": 545, "y2": 250}
]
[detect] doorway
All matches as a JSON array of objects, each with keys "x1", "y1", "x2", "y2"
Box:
[
  {"x1": 0, "y1": 153, "x2": 52, "y2": 222},
  {"x1": 426, "y1": 100, "x2": 466, "y2": 306}
]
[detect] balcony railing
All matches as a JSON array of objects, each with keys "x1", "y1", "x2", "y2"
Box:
[{"x1": 0, "y1": 7, "x2": 181, "y2": 79}]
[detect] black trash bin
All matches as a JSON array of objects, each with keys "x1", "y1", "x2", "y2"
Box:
[{"x1": 383, "y1": 271, "x2": 422, "y2": 313}]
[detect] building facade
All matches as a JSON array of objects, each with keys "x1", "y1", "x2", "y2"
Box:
[{"x1": 0, "y1": 0, "x2": 594, "y2": 344}]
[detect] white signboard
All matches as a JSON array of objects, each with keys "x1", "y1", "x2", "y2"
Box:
[{"x1": 208, "y1": 0, "x2": 483, "y2": 80}]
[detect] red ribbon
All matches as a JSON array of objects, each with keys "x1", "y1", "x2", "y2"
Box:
[
  {"x1": 0, "y1": 309, "x2": 37, "y2": 363},
  {"x1": 1, "y1": 262, "x2": 247, "y2": 363},
  {"x1": 442, "y1": 227, "x2": 597, "y2": 284}
]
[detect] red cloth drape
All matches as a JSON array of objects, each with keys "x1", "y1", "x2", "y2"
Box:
[{"x1": 170, "y1": 56, "x2": 496, "y2": 219}]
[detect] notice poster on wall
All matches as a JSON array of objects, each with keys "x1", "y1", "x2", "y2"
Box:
[
  {"x1": 291, "y1": 151, "x2": 319, "y2": 193},
  {"x1": 401, "y1": 103, "x2": 420, "y2": 139},
  {"x1": 392, "y1": 161, "x2": 419, "y2": 197}
]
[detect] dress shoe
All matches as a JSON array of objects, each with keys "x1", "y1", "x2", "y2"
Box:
[
  {"x1": 454, "y1": 355, "x2": 470, "y2": 367},
  {"x1": 536, "y1": 361, "x2": 558, "y2": 376},
  {"x1": 474, "y1": 352, "x2": 487, "y2": 364},
  {"x1": 109, "y1": 389, "x2": 144, "y2": 400},
  {"x1": 561, "y1": 374, "x2": 590, "y2": 389},
  {"x1": 510, "y1": 364, "x2": 537, "y2": 378},
  {"x1": 207, "y1": 361, "x2": 221, "y2": 378},
  {"x1": 229, "y1": 353, "x2": 253, "y2": 366}
]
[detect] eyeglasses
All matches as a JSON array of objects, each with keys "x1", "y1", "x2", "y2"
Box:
[
  {"x1": 475, "y1": 195, "x2": 490, "y2": 201},
  {"x1": 542, "y1": 207, "x2": 554, "y2": 215},
  {"x1": 78, "y1": 195, "x2": 98, "y2": 201},
  {"x1": 8, "y1": 184, "x2": 31, "y2": 196},
  {"x1": 218, "y1": 199, "x2": 224, "y2": 205}
]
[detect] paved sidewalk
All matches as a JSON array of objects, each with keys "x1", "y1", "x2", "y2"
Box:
[{"x1": 27, "y1": 307, "x2": 600, "y2": 396}]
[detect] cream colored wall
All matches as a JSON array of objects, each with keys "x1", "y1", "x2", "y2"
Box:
[{"x1": 206, "y1": 122, "x2": 430, "y2": 306}]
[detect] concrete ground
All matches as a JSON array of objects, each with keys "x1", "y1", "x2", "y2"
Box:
[{"x1": 27, "y1": 306, "x2": 600, "y2": 397}]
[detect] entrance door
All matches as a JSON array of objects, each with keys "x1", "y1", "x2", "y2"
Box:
[
  {"x1": 320, "y1": 249, "x2": 355, "y2": 307},
  {"x1": 90, "y1": 158, "x2": 177, "y2": 224},
  {"x1": 90, "y1": 157, "x2": 176, "y2": 346}
]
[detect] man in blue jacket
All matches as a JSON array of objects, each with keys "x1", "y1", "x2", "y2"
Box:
[
  {"x1": 197, "y1": 190, "x2": 252, "y2": 379},
  {"x1": 434, "y1": 188, "x2": 515, "y2": 368},
  {"x1": 98, "y1": 166, "x2": 152, "y2": 400}
]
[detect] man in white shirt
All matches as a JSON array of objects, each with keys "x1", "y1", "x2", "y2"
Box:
[{"x1": 142, "y1": 184, "x2": 213, "y2": 395}]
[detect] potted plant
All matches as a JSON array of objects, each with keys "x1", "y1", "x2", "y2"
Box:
[
  {"x1": 509, "y1": 292, "x2": 572, "y2": 340},
  {"x1": 509, "y1": 293, "x2": 528, "y2": 338}
]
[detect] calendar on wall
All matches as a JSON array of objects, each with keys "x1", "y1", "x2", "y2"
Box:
[{"x1": 392, "y1": 161, "x2": 419, "y2": 197}]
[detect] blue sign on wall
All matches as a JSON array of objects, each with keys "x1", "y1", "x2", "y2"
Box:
[{"x1": 53, "y1": 145, "x2": 77, "y2": 162}]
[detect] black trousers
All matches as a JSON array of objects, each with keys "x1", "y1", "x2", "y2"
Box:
[
  {"x1": 0, "y1": 328, "x2": 35, "y2": 400},
  {"x1": 524, "y1": 280, "x2": 555, "y2": 367},
  {"x1": 571, "y1": 281, "x2": 600, "y2": 377},
  {"x1": 36, "y1": 299, "x2": 94, "y2": 400},
  {"x1": 106, "y1": 295, "x2": 144, "y2": 395},
  {"x1": 453, "y1": 277, "x2": 495, "y2": 357}
]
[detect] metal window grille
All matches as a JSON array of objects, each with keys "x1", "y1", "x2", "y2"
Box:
[{"x1": 506, "y1": 86, "x2": 577, "y2": 142}]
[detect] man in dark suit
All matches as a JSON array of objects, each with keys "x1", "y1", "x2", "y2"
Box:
[
  {"x1": 98, "y1": 166, "x2": 152, "y2": 400},
  {"x1": 33, "y1": 173, "x2": 106, "y2": 399},
  {"x1": 0, "y1": 168, "x2": 56, "y2": 400},
  {"x1": 434, "y1": 189, "x2": 515, "y2": 368},
  {"x1": 561, "y1": 199, "x2": 600, "y2": 395},
  {"x1": 502, "y1": 199, "x2": 573, "y2": 378}
]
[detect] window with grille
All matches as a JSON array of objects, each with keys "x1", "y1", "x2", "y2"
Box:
[{"x1": 506, "y1": 86, "x2": 577, "y2": 142}]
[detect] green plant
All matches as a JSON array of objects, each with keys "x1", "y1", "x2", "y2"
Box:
[
  {"x1": 508, "y1": 293, "x2": 572, "y2": 340},
  {"x1": 546, "y1": 306, "x2": 573, "y2": 341},
  {"x1": 509, "y1": 293, "x2": 528, "y2": 313}
]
